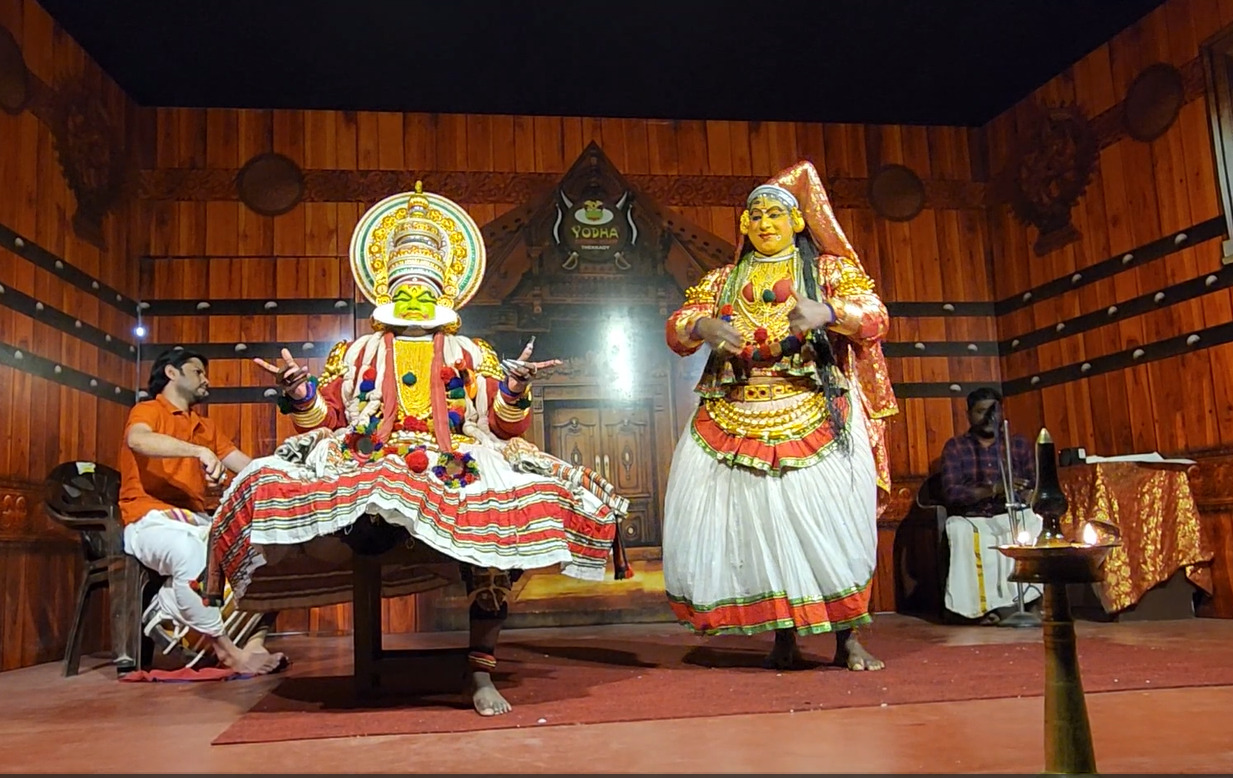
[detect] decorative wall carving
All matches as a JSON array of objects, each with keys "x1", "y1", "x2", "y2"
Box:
[
  {"x1": 1003, "y1": 102, "x2": 1097, "y2": 256},
  {"x1": 237, "y1": 152, "x2": 305, "y2": 216},
  {"x1": 0, "y1": 24, "x2": 29, "y2": 114},
  {"x1": 0, "y1": 488, "x2": 30, "y2": 534},
  {"x1": 138, "y1": 168, "x2": 988, "y2": 211},
  {"x1": 0, "y1": 23, "x2": 135, "y2": 248},
  {"x1": 50, "y1": 77, "x2": 128, "y2": 248}
]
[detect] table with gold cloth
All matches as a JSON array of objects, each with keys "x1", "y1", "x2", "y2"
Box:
[{"x1": 1059, "y1": 462, "x2": 1213, "y2": 614}]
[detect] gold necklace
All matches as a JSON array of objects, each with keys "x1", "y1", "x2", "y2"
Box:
[{"x1": 730, "y1": 251, "x2": 797, "y2": 344}]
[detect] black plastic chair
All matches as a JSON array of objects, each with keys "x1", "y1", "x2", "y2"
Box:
[{"x1": 42, "y1": 461, "x2": 153, "y2": 676}]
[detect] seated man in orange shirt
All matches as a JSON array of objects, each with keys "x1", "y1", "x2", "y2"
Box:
[{"x1": 119, "y1": 347, "x2": 285, "y2": 675}]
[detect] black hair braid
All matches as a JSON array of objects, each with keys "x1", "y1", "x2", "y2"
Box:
[{"x1": 795, "y1": 234, "x2": 850, "y2": 453}]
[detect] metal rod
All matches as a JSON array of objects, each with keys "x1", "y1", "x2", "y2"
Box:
[{"x1": 995, "y1": 411, "x2": 1040, "y2": 628}]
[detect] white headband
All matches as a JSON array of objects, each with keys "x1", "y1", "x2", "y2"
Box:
[{"x1": 746, "y1": 184, "x2": 798, "y2": 209}]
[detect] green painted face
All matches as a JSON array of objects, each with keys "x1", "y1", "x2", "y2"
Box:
[{"x1": 392, "y1": 285, "x2": 438, "y2": 321}]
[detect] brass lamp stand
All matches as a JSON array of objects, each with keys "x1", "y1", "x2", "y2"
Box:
[{"x1": 996, "y1": 429, "x2": 1121, "y2": 775}]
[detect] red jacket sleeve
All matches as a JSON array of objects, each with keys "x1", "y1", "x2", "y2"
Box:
[
  {"x1": 287, "y1": 376, "x2": 350, "y2": 433},
  {"x1": 486, "y1": 375, "x2": 532, "y2": 439},
  {"x1": 665, "y1": 267, "x2": 730, "y2": 356}
]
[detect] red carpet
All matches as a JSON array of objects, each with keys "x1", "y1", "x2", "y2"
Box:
[
  {"x1": 121, "y1": 667, "x2": 241, "y2": 683},
  {"x1": 213, "y1": 624, "x2": 1233, "y2": 745}
]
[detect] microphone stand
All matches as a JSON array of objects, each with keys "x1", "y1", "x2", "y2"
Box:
[{"x1": 993, "y1": 409, "x2": 1042, "y2": 629}]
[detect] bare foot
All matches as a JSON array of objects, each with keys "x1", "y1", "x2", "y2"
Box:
[
  {"x1": 469, "y1": 671, "x2": 512, "y2": 716},
  {"x1": 222, "y1": 644, "x2": 287, "y2": 676},
  {"x1": 834, "y1": 630, "x2": 884, "y2": 672},
  {"x1": 762, "y1": 628, "x2": 804, "y2": 670}
]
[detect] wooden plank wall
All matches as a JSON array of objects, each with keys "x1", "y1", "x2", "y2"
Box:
[
  {"x1": 139, "y1": 110, "x2": 999, "y2": 626},
  {"x1": 0, "y1": 0, "x2": 145, "y2": 669},
  {"x1": 989, "y1": 0, "x2": 1233, "y2": 455},
  {"x1": 140, "y1": 114, "x2": 997, "y2": 482},
  {"x1": 986, "y1": 0, "x2": 1233, "y2": 615}
]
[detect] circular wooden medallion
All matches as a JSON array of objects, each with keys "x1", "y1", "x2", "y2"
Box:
[
  {"x1": 868, "y1": 163, "x2": 926, "y2": 222},
  {"x1": 1124, "y1": 63, "x2": 1184, "y2": 142},
  {"x1": 236, "y1": 152, "x2": 305, "y2": 216},
  {"x1": 0, "y1": 25, "x2": 29, "y2": 115}
]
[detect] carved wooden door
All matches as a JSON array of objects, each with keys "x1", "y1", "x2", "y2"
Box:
[{"x1": 546, "y1": 403, "x2": 659, "y2": 548}]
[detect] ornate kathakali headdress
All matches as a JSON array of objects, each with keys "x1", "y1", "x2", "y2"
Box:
[
  {"x1": 759, "y1": 160, "x2": 860, "y2": 263},
  {"x1": 349, "y1": 181, "x2": 487, "y2": 330},
  {"x1": 740, "y1": 183, "x2": 807, "y2": 237}
]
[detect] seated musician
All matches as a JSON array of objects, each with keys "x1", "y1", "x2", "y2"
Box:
[
  {"x1": 119, "y1": 347, "x2": 286, "y2": 674},
  {"x1": 938, "y1": 387, "x2": 1043, "y2": 624}
]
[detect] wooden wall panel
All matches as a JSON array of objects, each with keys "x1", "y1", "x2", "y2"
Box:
[
  {"x1": 138, "y1": 105, "x2": 1002, "y2": 632},
  {"x1": 988, "y1": 0, "x2": 1233, "y2": 459},
  {"x1": 141, "y1": 107, "x2": 1000, "y2": 492},
  {"x1": 0, "y1": 0, "x2": 146, "y2": 669}
]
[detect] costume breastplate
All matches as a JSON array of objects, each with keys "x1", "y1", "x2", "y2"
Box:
[
  {"x1": 392, "y1": 337, "x2": 435, "y2": 421},
  {"x1": 731, "y1": 254, "x2": 796, "y2": 345}
]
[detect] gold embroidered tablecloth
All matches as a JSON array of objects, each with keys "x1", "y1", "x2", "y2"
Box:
[{"x1": 1059, "y1": 462, "x2": 1213, "y2": 614}]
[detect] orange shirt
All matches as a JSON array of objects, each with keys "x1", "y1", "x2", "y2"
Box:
[{"x1": 118, "y1": 395, "x2": 239, "y2": 525}]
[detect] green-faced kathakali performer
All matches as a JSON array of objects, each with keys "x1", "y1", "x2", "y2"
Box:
[{"x1": 206, "y1": 183, "x2": 629, "y2": 716}]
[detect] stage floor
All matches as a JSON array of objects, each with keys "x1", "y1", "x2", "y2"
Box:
[{"x1": 2, "y1": 614, "x2": 1232, "y2": 773}]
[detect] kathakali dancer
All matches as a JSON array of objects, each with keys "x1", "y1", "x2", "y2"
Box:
[
  {"x1": 204, "y1": 182, "x2": 629, "y2": 715},
  {"x1": 662, "y1": 160, "x2": 898, "y2": 671}
]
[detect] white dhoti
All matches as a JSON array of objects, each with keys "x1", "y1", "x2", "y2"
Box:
[
  {"x1": 123, "y1": 509, "x2": 225, "y2": 637},
  {"x1": 944, "y1": 511, "x2": 1044, "y2": 619},
  {"x1": 663, "y1": 397, "x2": 879, "y2": 635}
]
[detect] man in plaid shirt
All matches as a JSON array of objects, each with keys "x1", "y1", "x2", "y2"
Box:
[{"x1": 938, "y1": 388, "x2": 1043, "y2": 624}]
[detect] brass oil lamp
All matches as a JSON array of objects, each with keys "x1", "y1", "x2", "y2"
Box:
[{"x1": 996, "y1": 428, "x2": 1121, "y2": 775}]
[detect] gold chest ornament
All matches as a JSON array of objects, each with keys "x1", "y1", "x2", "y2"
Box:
[
  {"x1": 730, "y1": 254, "x2": 796, "y2": 345},
  {"x1": 392, "y1": 338, "x2": 435, "y2": 420}
]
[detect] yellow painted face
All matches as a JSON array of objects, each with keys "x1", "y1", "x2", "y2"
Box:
[
  {"x1": 746, "y1": 195, "x2": 795, "y2": 256},
  {"x1": 392, "y1": 284, "x2": 438, "y2": 321}
]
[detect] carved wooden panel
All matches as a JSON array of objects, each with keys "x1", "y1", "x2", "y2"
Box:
[
  {"x1": 0, "y1": 488, "x2": 30, "y2": 535},
  {"x1": 546, "y1": 408, "x2": 602, "y2": 471},
  {"x1": 598, "y1": 407, "x2": 653, "y2": 496},
  {"x1": 0, "y1": 23, "x2": 28, "y2": 115},
  {"x1": 1188, "y1": 452, "x2": 1233, "y2": 619},
  {"x1": 545, "y1": 403, "x2": 659, "y2": 548},
  {"x1": 137, "y1": 168, "x2": 989, "y2": 211},
  {"x1": 1003, "y1": 102, "x2": 1097, "y2": 256},
  {"x1": 618, "y1": 497, "x2": 658, "y2": 548}
]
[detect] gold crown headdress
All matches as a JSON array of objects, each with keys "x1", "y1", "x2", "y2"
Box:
[
  {"x1": 349, "y1": 181, "x2": 487, "y2": 311},
  {"x1": 385, "y1": 182, "x2": 451, "y2": 298}
]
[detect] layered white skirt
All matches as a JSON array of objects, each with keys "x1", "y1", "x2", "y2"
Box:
[{"x1": 663, "y1": 397, "x2": 880, "y2": 635}]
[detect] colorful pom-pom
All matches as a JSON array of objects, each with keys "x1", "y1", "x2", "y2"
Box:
[{"x1": 405, "y1": 449, "x2": 429, "y2": 473}]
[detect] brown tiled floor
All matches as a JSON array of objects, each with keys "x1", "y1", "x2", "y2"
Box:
[{"x1": 2, "y1": 615, "x2": 1231, "y2": 773}]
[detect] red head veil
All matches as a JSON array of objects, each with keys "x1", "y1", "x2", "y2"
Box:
[{"x1": 764, "y1": 160, "x2": 899, "y2": 512}]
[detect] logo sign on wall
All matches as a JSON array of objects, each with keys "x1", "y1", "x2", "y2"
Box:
[{"x1": 553, "y1": 187, "x2": 637, "y2": 270}]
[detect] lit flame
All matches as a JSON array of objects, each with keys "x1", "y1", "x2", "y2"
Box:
[
  {"x1": 1016, "y1": 530, "x2": 1033, "y2": 545},
  {"x1": 1081, "y1": 523, "x2": 1098, "y2": 546}
]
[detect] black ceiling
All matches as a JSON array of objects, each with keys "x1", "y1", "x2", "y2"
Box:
[{"x1": 37, "y1": 0, "x2": 1165, "y2": 127}]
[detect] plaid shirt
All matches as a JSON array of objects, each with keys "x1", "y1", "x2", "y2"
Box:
[{"x1": 939, "y1": 429, "x2": 1035, "y2": 517}]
